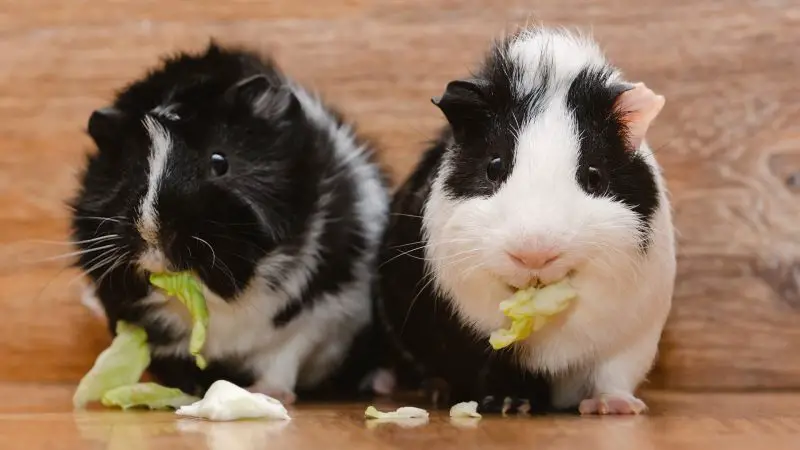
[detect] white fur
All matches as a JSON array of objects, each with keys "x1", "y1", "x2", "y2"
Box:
[
  {"x1": 142, "y1": 83, "x2": 389, "y2": 396},
  {"x1": 138, "y1": 247, "x2": 168, "y2": 273},
  {"x1": 137, "y1": 116, "x2": 172, "y2": 245},
  {"x1": 80, "y1": 283, "x2": 106, "y2": 320},
  {"x1": 423, "y1": 30, "x2": 676, "y2": 408},
  {"x1": 151, "y1": 104, "x2": 180, "y2": 121},
  {"x1": 508, "y1": 28, "x2": 612, "y2": 98}
]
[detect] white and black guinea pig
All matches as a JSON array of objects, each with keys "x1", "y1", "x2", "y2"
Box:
[
  {"x1": 70, "y1": 43, "x2": 391, "y2": 403},
  {"x1": 378, "y1": 27, "x2": 676, "y2": 415}
]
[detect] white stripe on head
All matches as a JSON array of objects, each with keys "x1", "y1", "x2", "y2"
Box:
[
  {"x1": 137, "y1": 115, "x2": 173, "y2": 245},
  {"x1": 508, "y1": 28, "x2": 611, "y2": 99},
  {"x1": 151, "y1": 103, "x2": 181, "y2": 121}
]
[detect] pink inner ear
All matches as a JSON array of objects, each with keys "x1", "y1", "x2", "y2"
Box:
[{"x1": 614, "y1": 82, "x2": 665, "y2": 151}]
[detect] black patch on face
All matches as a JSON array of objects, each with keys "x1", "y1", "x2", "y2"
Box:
[
  {"x1": 71, "y1": 42, "x2": 322, "y2": 299},
  {"x1": 152, "y1": 112, "x2": 319, "y2": 299},
  {"x1": 71, "y1": 43, "x2": 384, "y2": 392},
  {"x1": 375, "y1": 135, "x2": 554, "y2": 410},
  {"x1": 434, "y1": 41, "x2": 552, "y2": 200},
  {"x1": 566, "y1": 67, "x2": 659, "y2": 242}
]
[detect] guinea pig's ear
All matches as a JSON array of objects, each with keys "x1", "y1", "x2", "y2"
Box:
[
  {"x1": 227, "y1": 74, "x2": 301, "y2": 119},
  {"x1": 87, "y1": 107, "x2": 126, "y2": 149},
  {"x1": 432, "y1": 78, "x2": 491, "y2": 136},
  {"x1": 613, "y1": 82, "x2": 665, "y2": 151}
]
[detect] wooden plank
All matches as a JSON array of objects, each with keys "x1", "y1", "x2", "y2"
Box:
[
  {"x1": 0, "y1": 0, "x2": 371, "y2": 31},
  {"x1": 1, "y1": 389, "x2": 800, "y2": 448},
  {"x1": 0, "y1": 0, "x2": 798, "y2": 388}
]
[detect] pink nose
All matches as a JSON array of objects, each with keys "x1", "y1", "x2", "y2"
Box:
[{"x1": 507, "y1": 249, "x2": 561, "y2": 270}]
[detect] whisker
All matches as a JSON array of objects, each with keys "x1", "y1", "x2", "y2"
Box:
[
  {"x1": 34, "y1": 244, "x2": 117, "y2": 263},
  {"x1": 30, "y1": 264, "x2": 74, "y2": 305},
  {"x1": 72, "y1": 215, "x2": 126, "y2": 223},
  {"x1": 22, "y1": 235, "x2": 120, "y2": 247},
  {"x1": 381, "y1": 240, "x2": 478, "y2": 268},
  {"x1": 79, "y1": 247, "x2": 122, "y2": 271},
  {"x1": 203, "y1": 219, "x2": 261, "y2": 228},
  {"x1": 399, "y1": 250, "x2": 481, "y2": 334},
  {"x1": 96, "y1": 251, "x2": 130, "y2": 286},
  {"x1": 206, "y1": 233, "x2": 268, "y2": 256},
  {"x1": 224, "y1": 252, "x2": 260, "y2": 265},
  {"x1": 192, "y1": 236, "x2": 217, "y2": 269},
  {"x1": 380, "y1": 246, "x2": 425, "y2": 268},
  {"x1": 459, "y1": 260, "x2": 487, "y2": 281},
  {"x1": 389, "y1": 238, "x2": 472, "y2": 250},
  {"x1": 214, "y1": 258, "x2": 239, "y2": 291},
  {"x1": 73, "y1": 216, "x2": 129, "y2": 234},
  {"x1": 83, "y1": 250, "x2": 122, "y2": 277},
  {"x1": 390, "y1": 213, "x2": 425, "y2": 220},
  {"x1": 400, "y1": 272, "x2": 440, "y2": 335}
]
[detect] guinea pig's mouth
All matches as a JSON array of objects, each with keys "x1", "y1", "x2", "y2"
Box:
[
  {"x1": 137, "y1": 247, "x2": 170, "y2": 274},
  {"x1": 487, "y1": 270, "x2": 531, "y2": 291},
  {"x1": 498, "y1": 269, "x2": 578, "y2": 291}
]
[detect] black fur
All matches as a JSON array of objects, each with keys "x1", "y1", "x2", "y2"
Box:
[
  {"x1": 272, "y1": 171, "x2": 369, "y2": 327},
  {"x1": 436, "y1": 35, "x2": 658, "y2": 242},
  {"x1": 377, "y1": 32, "x2": 662, "y2": 414},
  {"x1": 70, "y1": 42, "x2": 387, "y2": 396},
  {"x1": 436, "y1": 41, "x2": 553, "y2": 201},
  {"x1": 148, "y1": 355, "x2": 256, "y2": 398},
  {"x1": 376, "y1": 134, "x2": 555, "y2": 414},
  {"x1": 567, "y1": 67, "x2": 659, "y2": 239}
]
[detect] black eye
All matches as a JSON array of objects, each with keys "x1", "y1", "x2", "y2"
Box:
[
  {"x1": 486, "y1": 156, "x2": 506, "y2": 182},
  {"x1": 210, "y1": 153, "x2": 229, "y2": 176},
  {"x1": 585, "y1": 166, "x2": 605, "y2": 194}
]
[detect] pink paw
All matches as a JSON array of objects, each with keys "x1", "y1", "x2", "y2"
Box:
[
  {"x1": 247, "y1": 386, "x2": 297, "y2": 405},
  {"x1": 579, "y1": 394, "x2": 647, "y2": 415},
  {"x1": 370, "y1": 369, "x2": 397, "y2": 396}
]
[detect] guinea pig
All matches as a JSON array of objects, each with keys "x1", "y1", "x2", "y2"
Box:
[
  {"x1": 70, "y1": 43, "x2": 391, "y2": 403},
  {"x1": 377, "y1": 26, "x2": 676, "y2": 415}
]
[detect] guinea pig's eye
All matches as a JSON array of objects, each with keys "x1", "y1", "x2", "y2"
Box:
[
  {"x1": 486, "y1": 156, "x2": 506, "y2": 182},
  {"x1": 585, "y1": 166, "x2": 606, "y2": 194},
  {"x1": 210, "y1": 153, "x2": 229, "y2": 176}
]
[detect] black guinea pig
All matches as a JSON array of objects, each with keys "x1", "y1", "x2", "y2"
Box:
[
  {"x1": 377, "y1": 26, "x2": 676, "y2": 415},
  {"x1": 71, "y1": 43, "x2": 391, "y2": 403}
]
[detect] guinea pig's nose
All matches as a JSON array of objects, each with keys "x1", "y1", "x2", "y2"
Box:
[{"x1": 507, "y1": 249, "x2": 561, "y2": 270}]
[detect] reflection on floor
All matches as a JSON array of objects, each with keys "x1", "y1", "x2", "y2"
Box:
[{"x1": 1, "y1": 385, "x2": 799, "y2": 449}]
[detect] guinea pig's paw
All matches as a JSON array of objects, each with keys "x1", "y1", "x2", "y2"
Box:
[
  {"x1": 478, "y1": 395, "x2": 532, "y2": 416},
  {"x1": 79, "y1": 283, "x2": 106, "y2": 320},
  {"x1": 247, "y1": 385, "x2": 297, "y2": 405},
  {"x1": 369, "y1": 368, "x2": 397, "y2": 396},
  {"x1": 578, "y1": 393, "x2": 647, "y2": 415},
  {"x1": 420, "y1": 377, "x2": 451, "y2": 408}
]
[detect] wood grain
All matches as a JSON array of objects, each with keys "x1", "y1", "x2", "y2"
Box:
[
  {"x1": 1, "y1": 387, "x2": 800, "y2": 450},
  {"x1": 0, "y1": 0, "x2": 798, "y2": 388}
]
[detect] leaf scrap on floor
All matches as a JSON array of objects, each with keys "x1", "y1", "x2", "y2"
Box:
[
  {"x1": 364, "y1": 405, "x2": 430, "y2": 420},
  {"x1": 101, "y1": 383, "x2": 199, "y2": 410},
  {"x1": 73, "y1": 272, "x2": 213, "y2": 411},
  {"x1": 72, "y1": 321, "x2": 151, "y2": 409},
  {"x1": 176, "y1": 380, "x2": 291, "y2": 421},
  {"x1": 449, "y1": 401, "x2": 482, "y2": 418}
]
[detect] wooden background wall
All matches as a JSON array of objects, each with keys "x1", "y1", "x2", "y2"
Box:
[{"x1": 1, "y1": 0, "x2": 798, "y2": 390}]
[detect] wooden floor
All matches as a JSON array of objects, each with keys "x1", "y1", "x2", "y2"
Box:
[
  {"x1": 0, "y1": 386, "x2": 798, "y2": 449},
  {"x1": 1, "y1": 0, "x2": 799, "y2": 448},
  {"x1": 1, "y1": 0, "x2": 799, "y2": 392}
]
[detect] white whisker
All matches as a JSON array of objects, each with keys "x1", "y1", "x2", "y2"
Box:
[
  {"x1": 83, "y1": 250, "x2": 122, "y2": 277},
  {"x1": 35, "y1": 244, "x2": 117, "y2": 263},
  {"x1": 23, "y1": 235, "x2": 120, "y2": 247},
  {"x1": 192, "y1": 236, "x2": 217, "y2": 268},
  {"x1": 96, "y1": 251, "x2": 130, "y2": 286}
]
